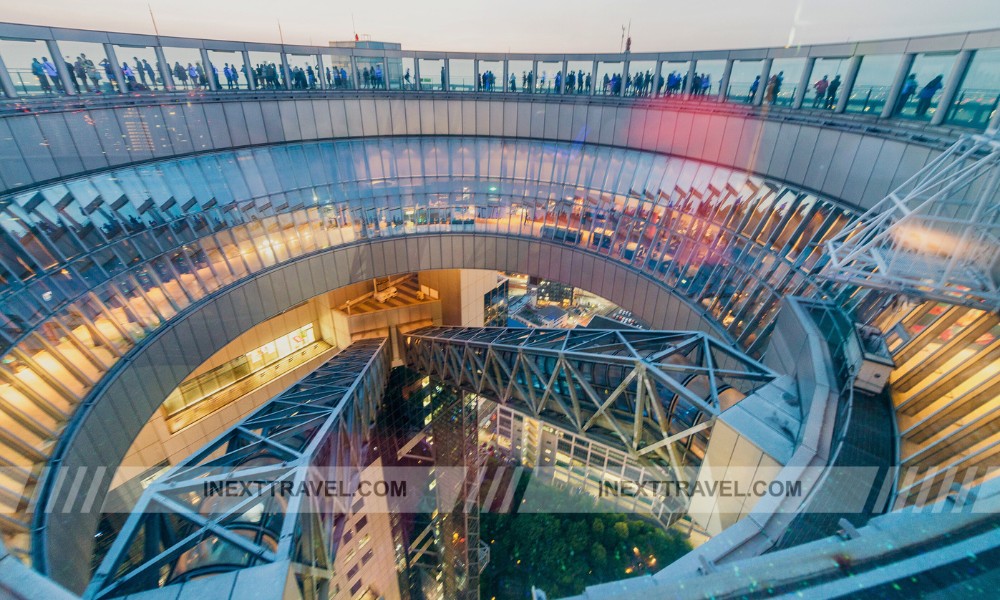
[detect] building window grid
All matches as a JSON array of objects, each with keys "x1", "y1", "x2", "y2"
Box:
[{"x1": 0, "y1": 136, "x2": 961, "y2": 499}]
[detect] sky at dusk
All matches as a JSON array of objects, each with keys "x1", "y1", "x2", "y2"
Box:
[{"x1": 3, "y1": 0, "x2": 1000, "y2": 53}]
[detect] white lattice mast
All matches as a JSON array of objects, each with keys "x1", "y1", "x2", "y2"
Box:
[{"x1": 823, "y1": 129, "x2": 1000, "y2": 311}]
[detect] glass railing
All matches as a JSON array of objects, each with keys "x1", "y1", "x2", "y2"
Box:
[{"x1": 0, "y1": 23, "x2": 996, "y2": 132}]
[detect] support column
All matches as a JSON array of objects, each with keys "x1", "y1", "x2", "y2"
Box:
[
  {"x1": 316, "y1": 53, "x2": 326, "y2": 90},
  {"x1": 280, "y1": 51, "x2": 292, "y2": 90},
  {"x1": 412, "y1": 57, "x2": 420, "y2": 91},
  {"x1": 559, "y1": 59, "x2": 567, "y2": 94},
  {"x1": 835, "y1": 55, "x2": 863, "y2": 113},
  {"x1": 443, "y1": 58, "x2": 450, "y2": 92},
  {"x1": 754, "y1": 58, "x2": 772, "y2": 105},
  {"x1": 881, "y1": 53, "x2": 915, "y2": 119},
  {"x1": 242, "y1": 50, "x2": 256, "y2": 90},
  {"x1": 199, "y1": 47, "x2": 217, "y2": 91},
  {"x1": 718, "y1": 58, "x2": 734, "y2": 102},
  {"x1": 154, "y1": 45, "x2": 174, "y2": 91},
  {"x1": 793, "y1": 57, "x2": 815, "y2": 109},
  {"x1": 0, "y1": 52, "x2": 18, "y2": 98},
  {"x1": 531, "y1": 59, "x2": 538, "y2": 94},
  {"x1": 502, "y1": 58, "x2": 509, "y2": 92},
  {"x1": 46, "y1": 40, "x2": 77, "y2": 95},
  {"x1": 104, "y1": 43, "x2": 127, "y2": 94},
  {"x1": 473, "y1": 59, "x2": 480, "y2": 92},
  {"x1": 931, "y1": 50, "x2": 974, "y2": 126},
  {"x1": 653, "y1": 58, "x2": 663, "y2": 96},
  {"x1": 683, "y1": 60, "x2": 696, "y2": 95},
  {"x1": 590, "y1": 59, "x2": 598, "y2": 96},
  {"x1": 620, "y1": 55, "x2": 630, "y2": 97}
]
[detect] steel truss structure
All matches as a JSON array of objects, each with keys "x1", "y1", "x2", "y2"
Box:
[
  {"x1": 403, "y1": 327, "x2": 776, "y2": 471},
  {"x1": 823, "y1": 130, "x2": 1000, "y2": 310},
  {"x1": 85, "y1": 339, "x2": 389, "y2": 600}
]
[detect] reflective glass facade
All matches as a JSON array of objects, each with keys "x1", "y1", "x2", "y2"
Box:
[{"x1": 0, "y1": 137, "x2": 865, "y2": 539}]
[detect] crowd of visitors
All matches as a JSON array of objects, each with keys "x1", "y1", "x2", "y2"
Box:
[{"x1": 16, "y1": 54, "x2": 949, "y2": 119}]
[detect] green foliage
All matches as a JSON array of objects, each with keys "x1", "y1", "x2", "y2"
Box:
[
  {"x1": 479, "y1": 477, "x2": 692, "y2": 600},
  {"x1": 613, "y1": 521, "x2": 630, "y2": 539}
]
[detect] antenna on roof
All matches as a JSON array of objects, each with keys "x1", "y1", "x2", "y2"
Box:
[{"x1": 148, "y1": 4, "x2": 161, "y2": 38}]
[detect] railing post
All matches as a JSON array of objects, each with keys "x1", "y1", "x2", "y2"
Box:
[
  {"x1": 154, "y1": 45, "x2": 174, "y2": 91},
  {"x1": 199, "y1": 47, "x2": 217, "y2": 91},
  {"x1": 684, "y1": 60, "x2": 696, "y2": 95},
  {"x1": 0, "y1": 51, "x2": 20, "y2": 98},
  {"x1": 793, "y1": 57, "x2": 815, "y2": 109},
  {"x1": 931, "y1": 50, "x2": 973, "y2": 126},
  {"x1": 836, "y1": 55, "x2": 863, "y2": 113},
  {"x1": 880, "y1": 53, "x2": 915, "y2": 119},
  {"x1": 103, "y1": 43, "x2": 128, "y2": 94},
  {"x1": 46, "y1": 40, "x2": 77, "y2": 95},
  {"x1": 754, "y1": 58, "x2": 772, "y2": 105},
  {"x1": 718, "y1": 58, "x2": 734, "y2": 102}
]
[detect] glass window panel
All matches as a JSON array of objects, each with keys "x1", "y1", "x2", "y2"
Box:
[
  {"x1": 286, "y1": 53, "x2": 321, "y2": 90},
  {"x1": 806, "y1": 57, "x2": 849, "y2": 110},
  {"x1": 691, "y1": 59, "x2": 726, "y2": 96},
  {"x1": 946, "y1": 48, "x2": 1000, "y2": 128},
  {"x1": 0, "y1": 38, "x2": 62, "y2": 96},
  {"x1": 390, "y1": 56, "x2": 414, "y2": 90},
  {"x1": 247, "y1": 51, "x2": 285, "y2": 89},
  {"x1": 322, "y1": 51, "x2": 354, "y2": 89},
  {"x1": 418, "y1": 58, "x2": 445, "y2": 91},
  {"x1": 596, "y1": 61, "x2": 624, "y2": 95},
  {"x1": 657, "y1": 61, "x2": 689, "y2": 96},
  {"x1": 507, "y1": 60, "x2": 533, "y2": 93},
  {"x1": 207, "y1": 50, "x2": 249, "y2": 91},
  {"x1": 535, "y1": 61, "x2": 560, "y2": 94},
  {"x1": 354, "y1": 55, "x2": 387, "y2": 90},
  {"x1": 729, "y1": 59, "x2": 763, "y2": 102},
  {"x1": 627, "y1": 60, "x2": 656, "y2": 97},
  {"x1": 845, "y1": 54, "x2": 901, "y2": 115},
  {"x1": 565, "y1": 60, "x2": 591, "y2": 95},
  {"x1": 161, "y1": 46, "x2": 207, "y2": 91},
  {"x1": 897, "y1": 52, "x2": 957, "y2": 121},
  {"x1": 476, "y1": 60, "x2": 502, "y2": 92},
  {"x1": 111, "y1": 44, "x2": 160, "y2": 92},
  {"x1": 768, "y1": 57, "x2": 806, "y2": 106},
  {"x1": 56, "y1": 40, "x2": 112, "y2": 95},
  {"x1": 448, "y1": 59, "x2": 475, "y2": 91}
]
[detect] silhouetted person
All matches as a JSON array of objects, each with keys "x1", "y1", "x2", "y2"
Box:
[
  {"x1": 825, "y1": 74, "x2": 841, "y2": 109},
  {"x1": 813, "y1": 75, "x2": 828, "y2": 108},
  {"x1": 915, "y1": 75, "x2": 944, "y2": 116}
]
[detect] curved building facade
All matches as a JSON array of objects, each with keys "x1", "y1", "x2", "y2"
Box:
[{"x1": 0, "y1": 20, "x2": 996, "y2": 599}]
